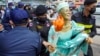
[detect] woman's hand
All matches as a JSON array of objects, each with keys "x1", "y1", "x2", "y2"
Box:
[
  {"x1": 43, "y1": 41, "x2": 55, "y2": 52},
  {"x1": 48, "y1": 45, "x2": 56, "y2": 53},
  {"x1": 86, "y1": 37, "x2": 93, "y2": 44}
]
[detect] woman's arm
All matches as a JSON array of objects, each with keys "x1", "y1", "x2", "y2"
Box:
[
  {"x1": 57, "y1": 21, "x2": 88, "y2": 48},
  {"x1": 57, "y1": 33, "x2": 88, "y2": 48}
]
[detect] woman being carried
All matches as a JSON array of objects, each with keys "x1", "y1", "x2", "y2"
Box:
[{"x1": 48, "y1": 2, "x2": 92, "y2": 56}]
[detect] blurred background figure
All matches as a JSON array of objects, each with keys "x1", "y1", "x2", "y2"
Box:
[
  {"x1": 0, "y1": 5, "x2": 5, "y2": 20},
  {"x1": 24, "y1": 4, "x2": 33, "y2": 20},
  {"x1": 2, "y1": 2, "x2": 15, "y2": 31},
  {"x1": 0, "y1": 19, "x2": 4, "y2": 33},
  {"x1": 72, "y1": 4, "x2": 84, "y2": 14},
  {"x1": 17, "y1": 2, "x2": 24, "y2": 9},
  {"x1": 47, "y1": 5, "x2": 58, "y2": 21},
  {"x1": 68, "y1": 0, "x2": 76, "y2": 11}
]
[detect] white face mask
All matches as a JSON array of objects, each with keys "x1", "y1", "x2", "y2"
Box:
[{"x1": 11, "y1": 6, "x2": 15, "y2": 9}]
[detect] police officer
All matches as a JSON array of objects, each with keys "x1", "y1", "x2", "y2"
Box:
[
  {"x1": 24, "y1": 4, "x2": 33, "y2": 20},
  {"x1": 72, "y1": 0, "x2": 97, "y2": 56},
  {"x1": 17, "y1": 2, "x2": 25, "y2": 9},
  {"x1": 29, "y1": 5, "x2": 51, "y2": 56},
  {"x1": 2, "y1": 2, "x2": 15, "y2": 31},
  {"x1": 0, "y1": 8, "x2": 41, "y2": 56}
]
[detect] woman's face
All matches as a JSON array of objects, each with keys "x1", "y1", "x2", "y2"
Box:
[{"x1": 59, "y1": 7, "x2": 72, "y2": 20}]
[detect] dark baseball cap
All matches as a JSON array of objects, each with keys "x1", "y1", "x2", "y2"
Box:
[
  {"x1": 84, "y1": 0, "x2": 97, "y2": 5},
  {"x1": 8, "y1": 2, "x2": 14, "y2": 6},
  {"x1": 34, "y1": 5, "x2": 47, "y2": 16},
  {"x1": 10, "y1": 9, "x2": 29, "y2": 24}
]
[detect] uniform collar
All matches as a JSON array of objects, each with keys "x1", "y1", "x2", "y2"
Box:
[
  {"x1": 35, "y1": 18, "x2": 49, "y2": 24},
  {"x1": 13, "y1": 26, "x2": 28, "y2": 30},
  {"x1": 82, "y1": 11, "x2": 91, "y2": 18}
]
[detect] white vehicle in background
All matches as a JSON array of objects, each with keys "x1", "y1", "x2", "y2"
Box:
[{"x1": 94, "y1": 2, "x2": 100, "y2": 15}]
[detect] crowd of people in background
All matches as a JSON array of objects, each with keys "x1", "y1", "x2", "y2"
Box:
[{"x1": 0, "y1": 0, "x2": 97, "y2": 56}]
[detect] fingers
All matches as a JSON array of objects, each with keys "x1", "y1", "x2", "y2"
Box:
[
  {"x1": 48, "y1": 45, "x2": 55, "y2": 53},
  {"x1": 86, "y1": 37, "x2": 93, "y2": 44},
  {"x1": 43, "y1": 41, "x2": 52, "y2": 47},
  {"x1": 43, "y1": 41, "x2": 55, "y2": 52}
]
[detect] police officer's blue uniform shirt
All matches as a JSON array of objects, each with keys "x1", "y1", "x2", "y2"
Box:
[
  {"x1": 0, "y1": 9, "x2": 41, "y2": 56},
  {"x1": 2, "y1": 8, "x2": 13, "y2": 31},
  {"x1": 0, "y1": 27, "x2": 41, "y2": 56},
  {"x1": 2, "y1": 2, "x2": 15, "y2": 31}
]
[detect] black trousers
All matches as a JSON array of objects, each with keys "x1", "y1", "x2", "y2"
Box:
[{"x1": 84, "y1": 45, "x2": 93, "y2": 56}]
